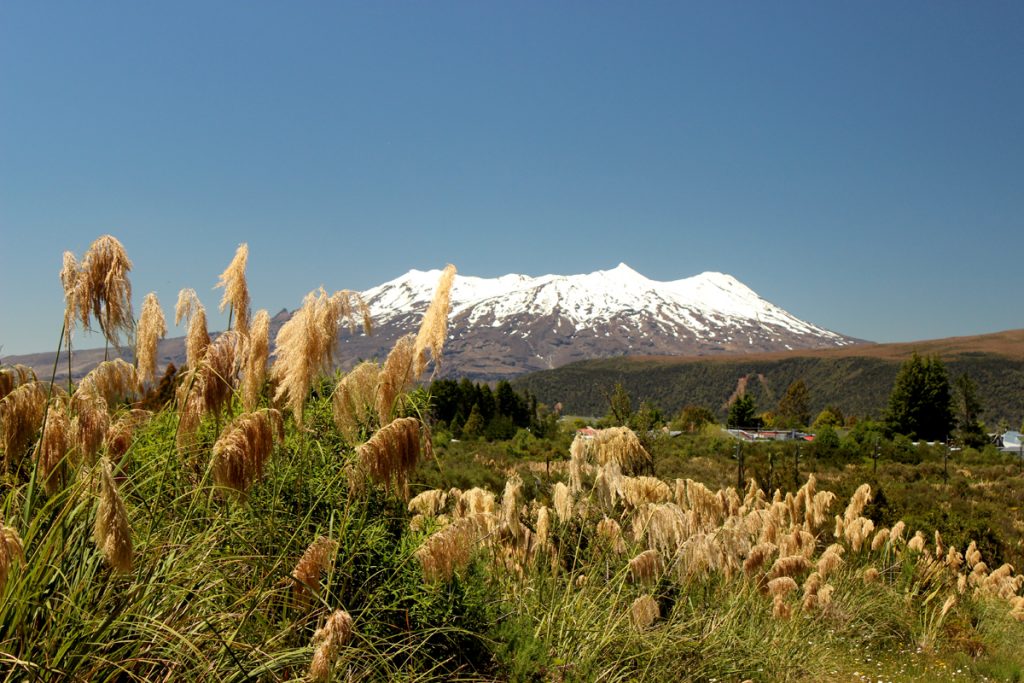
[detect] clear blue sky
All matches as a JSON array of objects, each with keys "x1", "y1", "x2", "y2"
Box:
[{"x1": 2, "y1": 2, "x2": 1022, "y2": 356}]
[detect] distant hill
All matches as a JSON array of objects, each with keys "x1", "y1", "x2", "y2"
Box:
[{"x1": 510, "y1": 330, "x2": 1024, "y2": 427}]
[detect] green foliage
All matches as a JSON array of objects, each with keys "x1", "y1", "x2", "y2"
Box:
[
  {"x1": 812, "y1": 406, "x2": 844, "y2": 429},
  {"x1": 776, "y1": 379, "x2": 811, "y2": 428},
  {"x1": 512, "y1": 352, "x2": 1024, "y2": 428},
  {"x1": 671, "y1": 404, "x2": 717, "y2": 433},
  {"x1": 727, "y1": 394, "x2": 759, "y2": 429},
  {"x1": 887, "y1": 353, "x2": 955, "y2": 441},
  {"x1": 605, "y1": 382, "x2": 634, "y2": 425},
  {"x1": 956, "y1": 372, "x2": 987, "y2": 448}
]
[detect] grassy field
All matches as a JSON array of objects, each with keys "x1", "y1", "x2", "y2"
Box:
[{"x1": 1, "y1": 237, "x2": 1023, "y2": 681}]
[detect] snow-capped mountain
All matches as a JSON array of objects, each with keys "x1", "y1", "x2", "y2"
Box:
[{"x1": 335, "y1": 263, "x2": 858, "y2": 380}]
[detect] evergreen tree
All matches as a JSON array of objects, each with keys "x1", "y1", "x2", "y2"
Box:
[
  {"x1": 776, "y1": 379, "x2": 811, "y2": 428},
  {"x1": 461, "y1": 403, "x2": 485, "y2": 440},
  {"x1": 955, "y1": 372, "x2": 987, "y2": 448},
  {"x1": 606, "y1": 382, "x2": 634, "y2": 426},
  {"x1": 887, "y1": 353, "x2": 954, "y2": 441},
  {"x1": 727, "y1": 394, "x2": 759, "y2": 429}
]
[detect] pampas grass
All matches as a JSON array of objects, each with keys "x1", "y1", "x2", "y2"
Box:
[
  {"x1": 415, "y1": 513, "x2": 489, "y2": 582},
  {"x1": 71, "y1": 390, "x2": 110, "y2": 464},
  {"x1": 628, "y1": 549, "x2": 663, "y2": 584},
  {"x1": 135, "y1": 292, "x2": 166, "y2": 386},
  {"x1": 374, "y1": 334, "x2": 417, "y2": 424},
  {"x1": 271, "y1": 287, "x2": 370, "y2": 426},
  {"x1": 211, "y1": 409, "x2": 284, "y2": 493},
  {"x1": 630, "y1": 594, "x2": 660, "y2": 630},
  {"x1": 356, "y1": 417, "x2": 432, "y2": 500},
  {"x1": 75, "y1": 235, "x2": 134, "y2": 348},
  {"x1": 215, "y1": 243, "x2": 251, "y2": 336},
  {"x1": 175, "y1": 289, "x2": 211, "y2": 371},
  {"x1": 106, "y1": 409, "x2": 152, "y2": 463},
  {"x1": 0, "y1": 520, "x2": 24, "y2": 593},
  {"x1": 38, "y1": 397, "x2": 70, "y2": 494},
  {"x1": 332, "y1": 362, "x2": 380, "y2": 443},
  {"x1": 0, "y1": 365, "x2": 36, "y2": 402},
  {"x1": 77, "y1": 359, "x2": 139, "y2": 407},
  {"x1": 94, "y1": 457, "x2": 133, "y2": 572},
  {"x1": 199, "y1": 331, "x2": 240, "y2": 422},
  {"x1": 241, "y1": 309, "x2": 270, "y2": 411},
  {"x1": 1, "y1": 381, "x2": 46, "y2": 470},
  {"x1": 292, "y1": 536, "x2": 339, "y2": 608},
  {"x1": 309, "y1": 609, "x2": 354, "y2": 682},
  {"x1": 413, "y1": 264, "x2": 456, "y2": 378}
]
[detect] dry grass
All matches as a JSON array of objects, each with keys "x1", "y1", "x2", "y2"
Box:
[
  {"x1": 374, "y1": 334, "x2": 417, "y2": 424},
  {"x1": 215, "y1": 243, "x2": 251, "y2": 336},
  {"x1": 0, "y1": 381, "x2": 47, "y2": 470},
  {"x1": 175, "y1": 288, "x2": 211, "y2": 371},
  {"x1": 136, "y1": 292, "x2": 167, "y2": 386},
  {"x1": 413, "y1": 264, "x2": 456, "y2": 378},
  {"x1": 271, "y1": 287, "x2": 370, "y2": 426},
  {"x1": 106, "y1": 409, "x2": 152, "y2": 463},
  {"x1": 71, "y1": 390, "x2": 110, "y2": 464},
  {"x1": 77, "y1": 359, "x2": 139, "y2": 407},
  {"x1": 332, "y1": 362, "x2": 381, "y2": 443},
  {"x1": 241, "y1": 309, "x2": 270, "y2": 412},
  {"x1": 308, "y1": 609, "x2": 354, "y2": 682},
  {"x1": 0, "y1": 520, "x2": 24, "y2": 593},
  {"x1": 356, "y1": 417, "x2": 432, "y2": 500},
  {"x1": 211, "y1": 409, "x2": 284, "y2": 494},
  {"x1": 94, "y1": 457, "x2": 133, "y2": 572},
  {"x1": 0, "y1": 365, "x2": 36, "y2": 403},
  {"x1": 38, "y1": 397, "x2": 70, "y2": 495},
  {"x1": 74, "y1": 235, "x2": 134, "y2": 347},
  {"x1": 630, "y1": 594, "x2": 660, "y2": 630},
  {"x1": 291, "y1": 536, "x2": 339, "y2": 608}
]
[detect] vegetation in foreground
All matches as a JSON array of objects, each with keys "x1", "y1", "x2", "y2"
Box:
[{"x1": 0, "y1": 236, "x2": 1022, "y2": 681}]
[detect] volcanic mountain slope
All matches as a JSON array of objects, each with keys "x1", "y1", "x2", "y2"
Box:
[
  {"x1": 336, "y1": 263, "x2": 858, "y2": 380},
  {"x1": 4, "y1": 264, "x2": 858, "y2": 383}
]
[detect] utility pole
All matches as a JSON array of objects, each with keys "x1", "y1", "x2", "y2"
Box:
[
  {"x1": 735, "y1": 442, "x2": 744, "y2": 490},
  {"x1": 873, "y1": 438, "x2": 880, "y2": 475}
]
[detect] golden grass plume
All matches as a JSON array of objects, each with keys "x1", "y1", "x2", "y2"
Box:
[
  {"x1": 332, "y1": 361, "x2": 380, "y2": 443},
  {"x1": 175, "y1": 288, "x2": 211, "y2": 371},
  {"x1": 356, "y1": 417, "x2": 432, "y2": 500},
  {"x1": 211, "y1": 409, "x2": 284, "y2": 493},
  {"x1": 106, "y1": 409, "x2": 152, "y2": 463},
  {"x1": 94, "y1": 457, "x2": 133, "y2": 572},
  {"x1": 415, "y1": 513, "x2": 489, "y2": 582},
  {"x1": 309, "y1": 609, "x2": 354, "y2": 683},
  {"x1": 271, "y1": 287, "x2": 369, "y2": 426},
  {"x1": 77, "y1": 359, "x2": 139, "y2": 407},
  {"x1": 75, "y1": 235, "x2": 134, "y2": 347},
  {"x1": 413, "y1": 264, "x2": 456, "y2": 378},
  {"x1": 71, "y1": 390, "x2": 110, "y2": 464},
  {"x1": 628, "y1": 549, "x2": 664, "y2": 584},
  {"x1": 135, "y1": 292, "x2": 167, "y2": 386},
  {"x1": 292, "y1": 536, "x2": 339, "y2": 608},
  {"x1": 374, "y1": 334, "x2": 417, "y2": 424},
  {"x1": 593, "y1": 426, "x2": 651, "y2": 474},
  {"x1": 0, "y1": 365, "x2": 36, "y2": 402},
  {"x1": 38, "y1": 397, "x2": 70, "y2": 495},
  {"x1": 215, "y1": 243, "x2": 251, "y2": 336},
  {"x1": 0, "y1": 520, "x2": 25, "y2": 593},
  {"x1": 241, "y1": 309, "x2": 270, "y2": 411},
  {"x1": 1, "y1": 381, "x2": 47, "y2": 470},
  {"x1": 409, "y1": 489, "x2": 449, "y2": 517},
  {"x1": 630, "y1": 594, "x2": 660, "y2": 630}
]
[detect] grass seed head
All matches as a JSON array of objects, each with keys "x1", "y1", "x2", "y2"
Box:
[
  {"x1": 0, "y1": 520, "x2": 25, "y2": 593},
  {"x1": 309, "y1": 609, "x2": 354, "y2": 683},
  {"x1": 631, "y1": 594, "x2": 660, "y2": 630},
  {"x1": 413, "y1": 264, "x2": 456, "y2": 378},
  {"x1": 212, "y1": 409, "x2": 284, "y2": 494},
  {"x1": 215, "y1": 243, "x2": 251, "y2": 336},
  {"x1": 135, "y1": 293, "x2": 167, "y2": 386},
  {"x1": 76, "y1": 235, "x2": 134, "y2": 347},
  {"x1": 241, "y1": 309, "x2": 270, "y2": 411},
  {"x1": 175, "y1": 288, "x2": 211, "y2": 371},
  {"x1": 38, "y1": 397, "x2": 70, "y2": 495},
  {"x1": 94, "y1": 457, "x2": 133, "y2": 572},
  {"x1": 332, "y1": 361, "x2": 380, "y2": 443},
  {"x1": 374, "y1": 334, "x2": 417, "y2": 424},
  {"x1": 292, "y1": 536, "x2": 339, "y2": 608},
  {"x1": 356, "y1": 417, "x2": 431, "y2": 500},
  {"x1": 552, "y1": 482, "x2": 573, "y2": 523},
  {"x1": 1, "y1": 381, "x2": 47, "y2": 469},
  {"x1": 628, "y1": 549, "x2": 664, "y2": 584}
]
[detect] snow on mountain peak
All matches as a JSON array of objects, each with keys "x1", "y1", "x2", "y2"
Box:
[{"x1": 360, "y1": 264, "x2": 847, "y2": 344}]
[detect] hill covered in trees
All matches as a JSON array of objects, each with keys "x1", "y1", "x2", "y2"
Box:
[{"x1": 511, "y1": 338, "x2": 1024, "y2": 427}]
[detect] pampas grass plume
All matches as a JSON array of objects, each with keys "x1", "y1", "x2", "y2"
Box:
[
  {"x1": 38, "y1": 397, "x2": 70, "y2": 495},
  {"x1": 292, "y1": 536, "x2": 339, "y2": 607},
  {"x1": 309, "y1": 609, "x2": 354, "y2": 683},
  {"x1": 212, "y1": 409, "x2": 284, "y2": 493},
  {"x1": 215, "y1": 243, "x2": 251, "y2": 336},
  {"x1": 0, "y1": 520, "x2": 24, "y2": 593},
  {"x1": 1, "y1": 381, "x2": 47, "y2": 470},
  {"x1": 241, "y1": 309, "x2": 270, "y2": 411},
  {"x1": 631, "y1": 595, "x2": 660, "y2": 630},
  {"x1": 176, "y1": 289, "x2": 211, "y2": 371},
  {"x1": 332, "y1": 361, "x2": 380, "y2": 443},
  {"x1": 94, "y1": 457, "x2": 133, "y2": 572},
  {"x1": 76, "y1": 235, "x2": 134, "y2": 347},
  {"x1": 135, "y1": 293, "x2": 167, "y2": 386},
  {"x1": 356, "y1": 417, "x2": 431, "y2": 500},
  {"x1": 413, "y1": 264, "x2": 456, "y2": 378}
]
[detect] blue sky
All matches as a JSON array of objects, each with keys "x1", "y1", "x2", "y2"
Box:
[{"x1": 2, "y1": 2, "x2": 1022, "y2": 356}]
